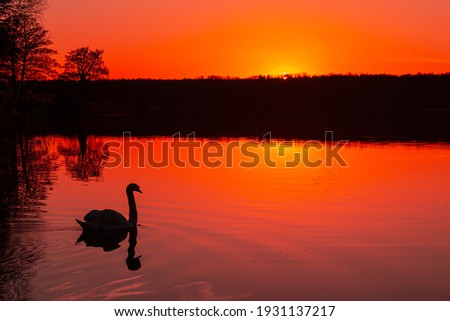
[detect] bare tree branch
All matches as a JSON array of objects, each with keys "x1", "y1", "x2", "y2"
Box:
[{"x1": 0, "y1": 0, "x2": 57, "y2": 84}]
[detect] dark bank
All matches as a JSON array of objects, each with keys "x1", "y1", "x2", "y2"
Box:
[{"x1": 1, "y1": 74, "x2": 449, "y2": 141}]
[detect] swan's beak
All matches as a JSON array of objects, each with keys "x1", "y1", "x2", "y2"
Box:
[{"x1": 137, "y1": 188, "x2": 143, "y2": 194}]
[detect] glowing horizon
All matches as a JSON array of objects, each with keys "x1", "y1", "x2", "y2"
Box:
[{"x1": 45, "y1": 0, "x2": 450, "y2": 79}]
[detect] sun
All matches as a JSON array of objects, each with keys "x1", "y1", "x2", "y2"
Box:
[{"x1": 269, "y1": 63, "x2": 303, "y2": 78}]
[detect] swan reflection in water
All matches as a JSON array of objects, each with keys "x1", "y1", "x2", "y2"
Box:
[
  {"x1": 76, "y1": 227, "x2": 142, "y2": 271},
  {"x1": 75, "y1": 183, "x2": 143, "y2": 270}
]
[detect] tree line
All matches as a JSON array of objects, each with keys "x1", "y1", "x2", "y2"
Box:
[{"x1": 0, "y1": 0, "x2": 109, "y2": 91}]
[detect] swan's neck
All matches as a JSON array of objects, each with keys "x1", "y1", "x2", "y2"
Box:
[{"x1": 127, "y1": 191, "x2": 138, "y2": 226}]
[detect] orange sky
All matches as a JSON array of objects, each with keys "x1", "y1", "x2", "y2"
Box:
[{"x1": 45, "y1": 0, "x2": 450, "y2": 79}]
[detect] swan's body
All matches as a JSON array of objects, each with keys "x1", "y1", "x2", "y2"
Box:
[
  {"x1": 76, "y1": 183, "x2": 142, "y2": 231},
  {"x1": 76, "y1": 209, "x2": 130, "y2": 230}
]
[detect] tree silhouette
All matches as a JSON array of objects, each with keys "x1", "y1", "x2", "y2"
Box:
[
  {"x1": 0, "y1": 0, "x2": 58, "y2": 86},
  {"x1": 60, "y1": 47, "x2": 109, "y2": 81}
]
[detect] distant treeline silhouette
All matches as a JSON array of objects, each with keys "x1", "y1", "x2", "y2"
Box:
[{"x1": 1, "y1": 74, "x2": 449, "y2": 141}]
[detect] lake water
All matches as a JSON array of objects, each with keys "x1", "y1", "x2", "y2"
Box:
[{"x1": 1, "y1": 135, "x2": 450, "y2": 300}]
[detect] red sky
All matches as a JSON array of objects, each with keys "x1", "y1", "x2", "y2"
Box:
[{"x1": 45, "y1": 0, "x2": 450, "y2": 79}]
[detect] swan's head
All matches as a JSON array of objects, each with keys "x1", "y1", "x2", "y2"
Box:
[
  {"x1": 127, "y1": 183, "x2": 143, "y2": 194},
  {"x1": 126, "y1": 255, "x2": 142, "y2": 271}
]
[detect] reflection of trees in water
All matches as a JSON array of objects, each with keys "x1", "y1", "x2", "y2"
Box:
[
  {"x1": 0, "y1": 135, "x2": 58, "y2": 220},
  {"x1": 57, "y1": 135, "x2": 107, "y2": 182},
  {"x1": 0, "y1": 135, "x2": 107, "y2": 299},
  {"x1": 0, "y1": 135, "x2": 57, "y2": 300}
]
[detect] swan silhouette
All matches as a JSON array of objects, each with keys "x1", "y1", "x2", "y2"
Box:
[{"x1": 76, "y1": 183, "x2": 142, "y2": 230}]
